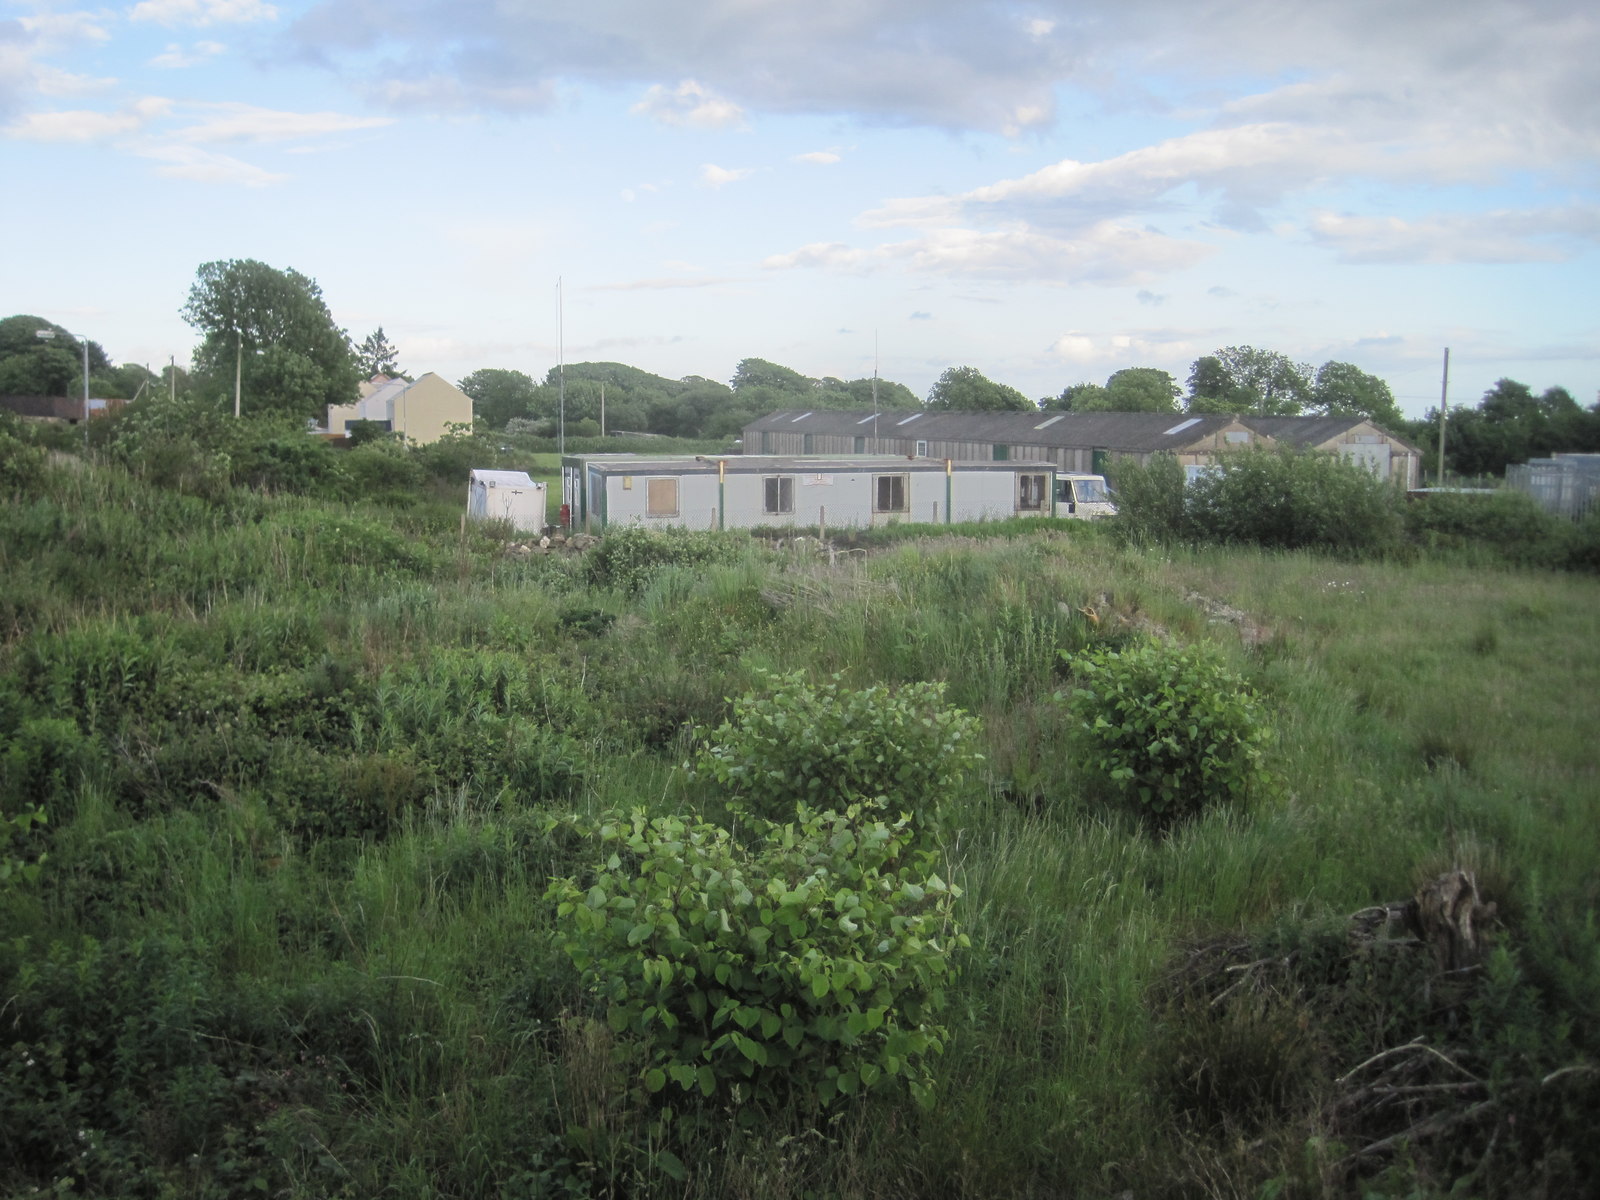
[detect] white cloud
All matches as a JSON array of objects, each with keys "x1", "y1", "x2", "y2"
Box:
[
  {"x1": 138, "y1": 141, "x2": 285, "y2": 185},
  {"x1": 35, "y1": 65, "x2": 116, "y2": 95},
  {"x1": 1308, "y1": 206, "x2": 1600, "y2": 264},
  {"x1": 173, "y1": 102, "x2": 392, "y2": 142},
  {"x1": 767, "y1": 221, "x2": 1210, "y2": 286},
  {"x1": 794, "y1": 150, "x2": 840, "y2": 165},
  {"x1": 148, "y1": 41, "x2": 227, "y2": 69},
  {"x1": 631, "y1": 80, "x2": 745, "y2": 129},
  {"x1": 130, "y1": 0, "x2": 279, "y2": 28},
  {"x1": 700, "y1": 163, "x2": 754, "y2": 188},
  {"x1": 4, "y1": 96, "x2": 171, "y2": 141},
  {"x1": 1047, "y1": 329, "x2": 1205, "y2": 367},
  {"x1": 17, "y1": 12, "x2": 112, "y2": 44},
  {"x1": 367, "y1": 73, "x2": 555, "y2": 114}
]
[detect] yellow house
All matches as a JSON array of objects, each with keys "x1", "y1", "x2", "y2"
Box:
[{"x1": 326, "y1": 373, "x2": 472, "y2": 445}]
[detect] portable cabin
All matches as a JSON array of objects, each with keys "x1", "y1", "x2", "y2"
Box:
[
  {"x1": 565, "y1": 455, "x2": 1060, "y2": 532},
  {"x1": 467, "y1": 469, "x2": 547, "y2": 533}
]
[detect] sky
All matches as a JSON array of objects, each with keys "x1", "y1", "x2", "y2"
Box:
[{"x1": 2, "y1": 0, "x2": 1597, "y2": 418}]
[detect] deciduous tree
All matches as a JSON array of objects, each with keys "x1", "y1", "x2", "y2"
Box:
[
  {"x1": 926, "y1": 365, "x2": 1034, "y2": 412},
  {"x1": 181, "y1": 260, "x2": 359, "y2": 420},
  {"x1": 1312, "y1": 361, "x2": 1403, "y2": 428}
]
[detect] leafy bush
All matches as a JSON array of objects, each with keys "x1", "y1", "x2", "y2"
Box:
[
  {"x1": 583, "y1": 525, "x2": 747, "y2": 593},
  {"x1": 1403, "y1": 489, "x2": 1580, "y2": 569},
  {"x1": 1107, "y1": 452, "x2": 1189, "y2": 545},
  {"x1": 548, "y1": 804, "x2": 965, "y2": 1123},
  {"x1": 691, "y1": 671, "x2": 982, "y2": 833},
  {"x1": 1060, "y1": 639, "x2": 1274, "y2": 827},
  {"x1": 0, "y1": 426, "x2": 47, "y2": 495},
  {"x1": 1186, "y1": 446, "x2": 1403, "y2": 555}
]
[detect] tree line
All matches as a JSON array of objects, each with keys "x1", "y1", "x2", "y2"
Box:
[{"x1": 4, "y1": 257, "x2": 1598, "y2": 476}]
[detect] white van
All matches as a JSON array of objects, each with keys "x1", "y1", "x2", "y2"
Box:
[{"x1": 1056, "y1": 473, "x2": 1116, "y2": 519}]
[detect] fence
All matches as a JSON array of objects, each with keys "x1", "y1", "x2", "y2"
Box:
[{"x1": 1506, "y1": 453, "x2": 1600, "y2": 520}]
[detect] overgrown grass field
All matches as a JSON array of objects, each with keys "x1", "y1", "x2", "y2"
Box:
[{"x1": 1, "y1": 441, "x2": 1596, "y2": 1198}]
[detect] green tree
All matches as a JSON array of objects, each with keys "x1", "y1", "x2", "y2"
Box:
[
  {"x1": 180, "y1": 260, "x2": 359, "y2": 420},
  {"x1": 1105, "y1": 368, "x2": 1181, "y2": 413},
  {"x1": 1045, "y1": 382, "x2": 1112, "y2": 412},
  {"x1": 1184, "y1": 355, "x2": 1238, "y2": 411},
  {"x1": 731, "y1": 357, "x2": 812, "y2": 395},
  {"x1": 1312, "y1": 361, "x2": 1403, "y2": 428},
  {"x1": 356, "y1": 327, "x2": 403, "y2": 379},
  {"x1": 926, "y1": 365, "x2": 1035, "y2": 412},
  {"x1": 1432, "y1": 378, "x2": 1594, "y2": 477},
  {"x1": 459, "y1": 368, "x2": 540, "y2": 429},
  {"x1": 0, "y1": 315, "x2": 111, "y2": 397},
  {"x1": 1208, "y1": 346, "x2": 1312, "y2": 416}
]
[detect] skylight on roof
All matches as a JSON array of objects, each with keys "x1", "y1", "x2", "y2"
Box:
[
  {"x1": 1034, "y1": 414, "x2": 1065, "y2": 429},
  {"x1": 896, "y1": 412, "x2": 924, "y2": 425},
  {"x1": 1163, "y1": 417, "x2": 1203, "y2": 436},
  {"x1": 856, "y1": 414, "x2": 879, "y2": 424},
  {"x1": 790, "y1": 412, "x2": 813, "y2": 422}
]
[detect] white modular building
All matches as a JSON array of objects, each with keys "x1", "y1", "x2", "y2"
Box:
[
  {"x1": 561, "y1": 455, "x2": 1062, "y2": 532},
  {"x1": 467, "y1": 469, "x2": 547, "y2": 533}
]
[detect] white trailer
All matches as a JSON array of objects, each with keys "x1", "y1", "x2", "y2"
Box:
[
  {"x1": 562, "y1": 455, "x2": 1061, "y2": 532},
  {"x1": 467, "y1": 469, "x2": 547, "y2": 533}
]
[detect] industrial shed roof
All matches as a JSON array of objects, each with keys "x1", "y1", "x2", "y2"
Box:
[
  {"x1": 579, "y1": 454, "x2": 1056, "y2": 476},
  {"x1": 742, "y1": 409, "x2": 1246, "y2": 452}
]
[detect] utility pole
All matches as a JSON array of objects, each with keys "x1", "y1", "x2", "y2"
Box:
[
  {"x1": 557, "y1": 276, "x2": 565, "y2": 456},
  {"x1": 1437, "y1": 348, "x2": 1450, "y2": 487},
  {"x1": 234, "y1": 329, "x2": 242, "y2": 419},
  {"x1": 600, "y1": 382, "x2": 605, "y2": 438},
  {"x1": 169, "y1": 355, "x2": 175, "y2": 402}
]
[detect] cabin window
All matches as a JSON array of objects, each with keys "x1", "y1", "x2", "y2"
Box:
[
  {"x1": 646, "y1": 478, "x2": 679, "y2": 517},
  {"x1": 1018, "y1": 473, "x2": 1048, "y2": 511},
  {"x1": 874, "y1": 473, "x2": 908, "y2": 513},
  {"x1": 993, "y1": 444, "x2": 1009, "y2": 461},
  {"x1": 763, "y1": 475, "x2": 794, "y2": 515},
  {"x1": 802, "y1": 433, "x2": 816, "y2": 454},
  {"x1": 853, "y1": 435, "x2": 866, "y2": 453},
  {"x1": 915, "y1": 439, "x2": 928, "y2": 457}
]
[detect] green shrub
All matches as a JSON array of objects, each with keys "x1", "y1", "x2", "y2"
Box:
[
  {"x1": 1186, "y1": 447, "x2": 1403, "y2": 555},
  {"x1": 1107, "y1": 452, "x2": 1189, "y2": 545},
  {"x1": 583, "y1": 525, "x2": 747, "y2": 593},
  {"x1": 1404, "y1": 489, "x2": 1582, "y2": 570},
  {"x1": 1059, "y1": 639, "x2": 1274, "y2": 827},
  {"x1": 0, "y1": 427, "x2": 47, "y2": 494},
  {"x1": 690, "y1": 671, "x2": 982, "y2": 834},
  {"x1": 548, "y1": 804, "x2": 965, "y2": 1123}
]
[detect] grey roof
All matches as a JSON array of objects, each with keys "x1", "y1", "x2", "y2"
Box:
[
  {"x1": 1244, "y1": 415, "x2": 1422, "y2": 453},
  {"x1": 580, "y1": 454, "x2": 1055, "y2": 476},
  {"x1": 742, "y1": 408, "x2": 1246, "y2": 452}
]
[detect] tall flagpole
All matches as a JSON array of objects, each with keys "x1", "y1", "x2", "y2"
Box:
[{"x1": 872, "y1": 330, "x2": 880, "y2": 449}]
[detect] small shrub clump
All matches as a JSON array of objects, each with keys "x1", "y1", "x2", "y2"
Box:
[
  {"x1": 690, "y1": 671, "x2": 983, "y2": 834},
  {"x1": 1060, "y1": 639, "x2": 1274, "y2": 827},
  {"x1": 583, "y1": 525, "x2": 748, "y2": 594},
  {"x1": 548, "y1": 804, "x2": 965, "y2": 1124}
]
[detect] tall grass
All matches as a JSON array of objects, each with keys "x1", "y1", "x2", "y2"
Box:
[{"x1": 2, "y1": 454, "x2": 1595, "y2": 1197}]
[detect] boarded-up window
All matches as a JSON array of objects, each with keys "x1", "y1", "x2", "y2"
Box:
[
  {"x1": 646, "y1": 478, "x2": 679, "y2": 517},
  {"x1": 1018, "y1": 473, "x2": 1047, "y2": 510},
  {"x1": 874, "y1": 474, "x2": 908, "y2": 513},
  {"x1": 802, "y1": 433, "x2": 816, "y2": 454},
  {"x1": 764, "y1": 475, "x2": 794, "y2": 514}
]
